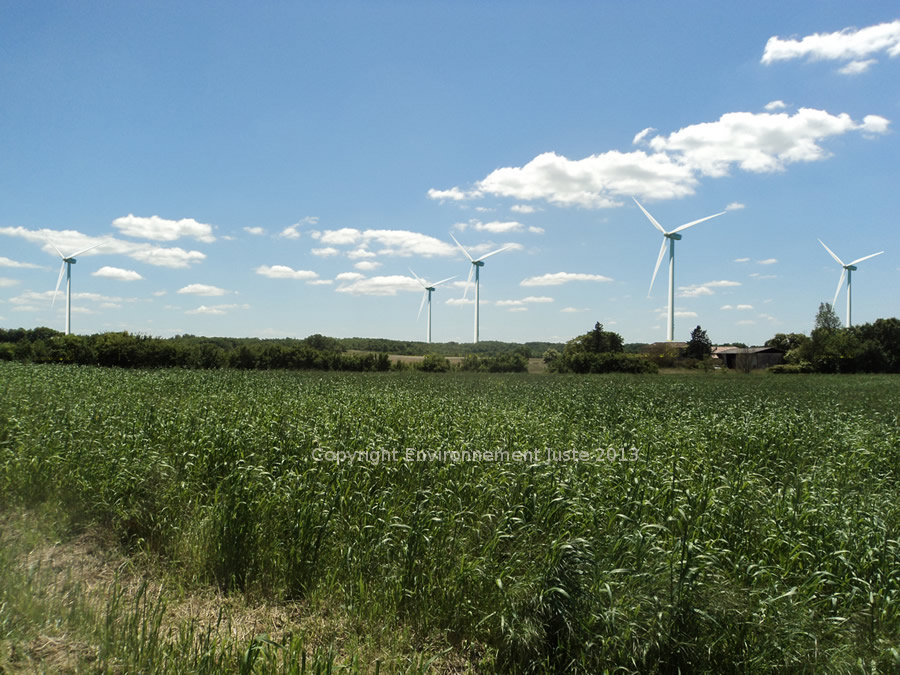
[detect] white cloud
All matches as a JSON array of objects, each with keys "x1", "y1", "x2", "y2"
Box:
[
  {"x1": 336, "y1": 272, "x2": 365, "y2": 281},
  {"x1": 441, "y1": 108, "x2": 887, "y2": 208},
  {"x1": 318, "y1": 228, "x2": 362, "y2": 245},
  {"x1": 0, "y1": 226, "x2": 206, "y2": 269},
  {"x1": 764, "y1": 100, "x2": 788, "y2": 111},
  {"x1": 496, "y1": 296, "x2": 554, "y2": 307},
  {"x1": 186, "y1": 305, "x2": 227, "y2": 315},
  {"x1": 336, "y1": 275, "x2": 420, "y2": 296},
  {"x1": 757, "y1": 258, "x2": 778, "y2": 265},
  {"x1": 177, "y1": 283, "x2": 229, "y2": 296},
  {"x1": 495, "y1": 299, "x2": 524, "y2": 307},
  {"x1": 307, "y1": 279, "x2": 333, "y2": 286},
  {"x1": 255, "y1": 265, "x2": 319, "y2": 280},
  {"x1": 734, "y1": 257, "x2": 750, "y2": 263},
  {"x1": 92, "y1": 266, "x2": 143, "y2": 281},
  {"x1": 737, "y1": 304, "x2": 754, "y2": 310},
  {"x1": 311, "y1": 247, "x2": 340, "y2": 257},
  {"x1": 12, "y1": 290, "x2": 130, "y2": 305},
  {"x1": 244, "y1": 226, "x2": 265, "y2": 236},
  {"x1": 511, "y1": 204, "x2": 538, "y2": 214},
  {"x1": 522, "y1": 296, "x2": 554, "y2": 303},
  {"x1": 656, "y1": 308, "x2": 698, "y2": 318},
  {"x1": 839, "y1": 59, "x2": 877, "y2": 75},
  {"x1": 725, "y1": 202, "x2": 745, "y2": 211},
  {"x1": 365, "y1": 230, "x2": 459, "y2": 257},
  {"x1": 427, "y1": 187, "x2": 471, "y2": 202},
  {"x1": 354, "y1": 261, "x2": 381, "y2": 271},
  {"x1": 0, "y1": 277, "x2": 19, "y2": 287},
  {"x1": 446, "y1": 297, "x2": 476, "y2": 306},
  {"x1": 632, "y1": 127, "x2": 657, "y2": 144},
  {"x1": 0, "y1": 256, "x2": 42, "y2": 269},
  {"x1": 750, "y1": 273, "x2": 777, "y2": 279},
  {"x1": 677, "y1": 280, "x2": 740, "y2": 297},
  {"x1": 508, "y1": 306, "x2": 529, "y2": 312},
  {"x1": 528, "y1": 226, "x2": 545, "y2": 234},
  {"x1": 279, "y1": 224, "x2": 301, "y2": 239},
  {"x1": 721, "y1": 304, "x2": 734, "y2": 310},
  {"x1": 561, "y1": 307, "x2": 589, "y2": 313},
  {"x1": 454, "y1": 219, "x2": 526, "y2": 234},
  {"x1": 762, "y1": 20, "x2": 900, "y2": 73},
  {"x1": 153, "y1": 290, "x2": 167, "y2": 297},
  {"x1": 520, "y1": 272, "x2": 613, "y2": 286},
  {"x1": 347, "y1": 247, "x2": 376, "y2": 259},
  {"x1": 645, "y1": 109, "x2": 889, "y2": 177},
  {"x1": 737, "y1": 319, "x2": 755, "y2": 326},
  {"x1": 112, "y1": 214, "x2": 216, "y2": 243}
]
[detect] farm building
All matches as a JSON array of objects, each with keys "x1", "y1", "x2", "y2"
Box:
[{"x1": 713, "y1": 346, "x2": 784, "y2": 370}]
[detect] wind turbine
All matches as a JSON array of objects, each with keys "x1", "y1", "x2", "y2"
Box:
[
  {"x1": 409, "y1": 269, "x2": 456, "y2": 343},
  {"x1": 449, "y1": 233, "x2": 510, "y2": 343},
  {"x1": 818, "y1": 239, "x2": 883, "y2": 328},
  {"x1": 633, "y1": 197, "x2": 725, "y2": 342},
  {"x1": 47, "y1": 240, "x2": 105, "y2": 335}
]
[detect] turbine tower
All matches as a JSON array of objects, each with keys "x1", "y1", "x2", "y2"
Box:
[
  {"x1": 633, "y1": 197, "x2": 725, "y2": 342},
  {"x1": 818, "y1": 239, "x2": 883, "y2": 328},
  {"x1": 47, "y1": 240, "x2": 105, "y2": 335},
  {"x1": 409, "y1": 269, "x2": 456, "y2": 343},
  {"x1": 450, "y1": 234, "x2": 510, "y2": 343}
]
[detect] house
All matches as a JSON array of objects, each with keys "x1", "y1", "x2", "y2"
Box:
[{"x1": 713, "y1": 346, "x2": 784, "y2": 370}]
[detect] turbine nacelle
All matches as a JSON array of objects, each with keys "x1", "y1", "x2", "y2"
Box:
[{"x1": 666, "y1": 233, "x2": 682, "y2": 241}]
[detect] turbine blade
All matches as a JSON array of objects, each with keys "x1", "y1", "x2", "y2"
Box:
[
  {"x1": 818, "y1": 239, "x2": 845, "y2": 267},
  {"x1": 408, "y1": 268, "x2": 427, "y2": 288},
  {"x1": 848, "y1": 251, "x2": 884, "y2": 266},
  {"x1": 648, "y1": 237, "x2": 667, "y2": 297},
  {"x1": 671, "y1": 211, "x2": 726, "y2": 234},
  {"x1": 450, "y1": 233, "x2": 474, "y2": 262},
  {"x1": 833, "y1": 268, "x2": 846, "y2": 309},
  {"x1": 432, "y1": 275, "x2": 457, "y2": 287},
  {"x1": 45, "y1": 239, "x2": 65, "y2": 259},
  {"x1": 632, "y1": 197, "x2": 666, "y2": 234},
  {"x1": 476, "y1": 245, "x2": 510, "y2": 262},
  {"x1": 51, "y1": 261, "x2": 66, "y2": 309},
  {"x1": 69, "y1": 240, "x2": 106, "y2": 259},
  {"x1": 463, "y1": 264, "x2": 475, "y2": 299},
  {"x1": 417, "y1": 291, "x2": 427, "y2": 320}
]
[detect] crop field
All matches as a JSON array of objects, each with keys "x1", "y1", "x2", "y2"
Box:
[{"x1": 1, "y1": 362, "x2": 899, "y2": 672}]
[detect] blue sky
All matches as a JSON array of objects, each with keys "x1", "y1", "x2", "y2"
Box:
[{"x1": 1, "y1": 1, "x2": 898, "y2": 345}]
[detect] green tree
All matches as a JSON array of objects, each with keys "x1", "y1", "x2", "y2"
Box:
[{"x1": 684, "y1": 325, "x2": 712, "y2": 360}]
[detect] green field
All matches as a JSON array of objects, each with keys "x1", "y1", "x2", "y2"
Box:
[{"x1": 1, "y1": 362, "x2": 898, "y2": 672}]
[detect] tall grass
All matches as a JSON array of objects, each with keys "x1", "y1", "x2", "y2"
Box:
[{"x1": 1, "y1": 362, "x2": 899, "y2": 671}]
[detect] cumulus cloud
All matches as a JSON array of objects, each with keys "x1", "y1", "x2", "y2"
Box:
[
  {"x1": 0, "y1": 256, "x2": 43, "y2": 269},
  {"x1": 734, "y1": 257, "x2": 750, "y2": 263},
  {"x1": 429, "y1": 107, "x2": 888, "y2": 208},
  {"x1": 427, "y1": 187, "x2": 471, "y2": 202},
  {"x1": 307, "y1": 280, "x2": 333, "y2": 286},
  {"x1": 335, "y1": 272, "x2": 365, "y2": 281},
  {"x1": 177, "y1": 284, "x2": 229, "y2": 296},
  {"x1": 757, "y1": 258, "x2": 778, "y2": 265},
  {"x1": 311, "y1": 247, "x2": 340, "y2": 257},
  {"x1": 520, "y1": 272, "x2": 613, "y2": 286},
  {"x1": 765, "y1": 100, "x2": 788, "y2": 111},
  {"x1": 761, "y1": 20, "x2": 900, "y2": 74},
  {"x1": 0, "y1": 277, "x2": 19, "y2": 287},
  {"x1": 92, "y1": 266, "x2": 143, "y2": 281},
  {"x1": 336, "y1": 275, "x2": 420, "y2": 296},
  {"x1": 185, "y1": 304, "x2": 244, "y2": 316},
  {"x1": 644, "y1": 108, "x2": 889, "y2": 176},
  {"x1": 721, "y1": 304, "x2": 754, "y2": 310},
  {"x1": 279, "y1": 225, "x2": 301, "y2": 239},
  {"x1": 112, "y1": 214, "x2": 216, "y2": 243},
  {"x1": 446, "y1": 297, "x2": 476, "y2": 306},
  {"x1": 678, "y1": 280, "x2": 741, "y2": 297},
  {"x1": 243, "y1": 226, "x2": 265, "y2": 236},
  {"x1": 454, "y1": 220, "x2": 527, "y2": 234},
  {"x1": 511, "y1": 204, "x2": 538, "y2": 214},
  {"x1": 354, "y1": 261, "x2": 381, "y2": 271},
  {"x1": 725, "y1": 202, "x2": 745, "y2": 211},
  {"x1": 561, "y1": 307, "x2": 589, "y2": 313},
  {"x1": 255, "y1": 265, "x2": 319, "y2": 280},
  {"x1": 495, "y1": 296, "x2": 553, "y2": 307},
  {"x1": 0, "y1": 226, "x2": 206, "y2": 269}
]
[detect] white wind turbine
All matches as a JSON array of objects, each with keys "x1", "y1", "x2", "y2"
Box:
[
  {"x1": 47, "y1": 239, "x2": 105, "y2": 335},
  {"x1": 409, "y1": 269, "x2": 456, "y2": 343},
  {"x1": 449, "y1": 233, "x2": 510, "y2": 343},
  {"x1": 633, "y1": 197, "x2": 726, "y2": 342},
  {"x1": 818, "y1": 239, "x2": 883, "y2": 328}
]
